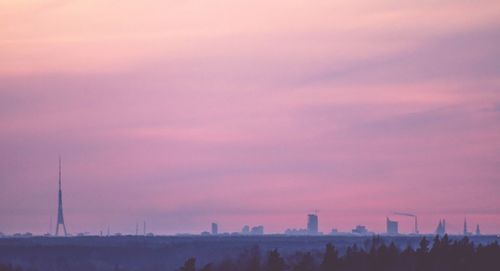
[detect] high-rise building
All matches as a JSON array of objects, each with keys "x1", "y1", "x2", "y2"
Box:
[
  {"x1": 386, "y1": 217, "x2": 398, "y2": 235},
  {"x1": 211, "y1": 223, "x2": 218, "y2": 235},
  {"x1": 250, "y1": 225, "x2": 264, "y2": 235},
  {"x1": 307, "y1": 214, "x2": 318, "y2": 235},
  {"x1": 241, "y1": 225, "x2": 250, "y2": 234}
]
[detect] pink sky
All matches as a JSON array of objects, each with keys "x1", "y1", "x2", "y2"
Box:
[{"x1": 1, "y1": 0, "x2": 500, "y2": 235}]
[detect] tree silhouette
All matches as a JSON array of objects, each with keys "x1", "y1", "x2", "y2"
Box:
[
  {"x1": 292, "y1": 252, "x2": 316, "y2": 271},
  {"x1": 264, "y1": 249, "x2": 286, "y2": 271},
  {"x1": 200, "y1": 263, "x2": 215, "y2": 271},
  {"x1": 417, "y1": 237, "x2": 429, "y2": 254},
  {"x1": 416, "y1": 237, "x2": 430, "y2": 271},
  {"x1": 238, "y1": 245, "x2": 261, "y2": 271},
  {"x1": 3, "y1": 236, "x2": 500, "y2": 271},
  {"x1": 320, "y1": 243, "x2": 339, "y2": 271},
  {"x1": 179, "y1": 257, "x2": 196, "y2": 271}
]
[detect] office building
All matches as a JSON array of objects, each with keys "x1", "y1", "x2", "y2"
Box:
[
  {"x1": 211, "y1": 223, "x2": 218, "y2": 235},
  {"x1": 250, "y1": 225, "x2": 264, "y2": 235},
  {"x1": 386, "y1": 217, "x2": 398, "y2": 235},
  {"x1": 352, "y1": 225, "x2": 368, "y2": 234},
  {"x1": 307, "y1": 214, "x2": 319, "y2": 234}
]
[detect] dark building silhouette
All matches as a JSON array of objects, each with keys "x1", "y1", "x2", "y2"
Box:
[
  {"x1": 241, "y1": 225, "x2": 250, "y2": 234},
  {"x1": 250, "y1": 225, "x2": 264, "y2": 235},
  {"x1": 463, "y1": 217, "x2": 470, "y2": 236},
  {"x1": 307, "y1": 214, "x2": 318, "y2": 235},
  {"x1": 436, "y1": 219, "x2": 446, "y2": 235},
  {"x1": 211, "y1": 223, "x2": 218, "y2": 235},
  {"x1": 285, "y1": 228, "x2": 307, "y2": 235},
  {"x1": 386, "y1": 217, "x2": 398, "y2": 235},
  {"x1": 352, "y1": 225, "x2": 368, "y2": 234}
]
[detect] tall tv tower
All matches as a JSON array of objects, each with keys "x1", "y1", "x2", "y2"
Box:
[{"x1": 55, "y1": 156, "x2": 68, "y2": 236}]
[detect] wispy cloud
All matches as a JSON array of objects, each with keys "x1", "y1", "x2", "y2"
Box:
[{"x1": 1, "y1": 0, "x2": 500, "y2": 235}]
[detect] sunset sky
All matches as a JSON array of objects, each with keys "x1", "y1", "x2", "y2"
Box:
[{"x1": 1, "y1": 0, "x2": 500, "y2": 235}]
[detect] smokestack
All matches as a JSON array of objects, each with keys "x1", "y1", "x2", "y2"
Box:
[{"x1": 393, "y1": 212, "x2": 418, "y2": 234}]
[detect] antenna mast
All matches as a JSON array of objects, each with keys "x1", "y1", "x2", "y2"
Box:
[{"x1": 55, "y1": 156, "x2": 68, "y2": 236}]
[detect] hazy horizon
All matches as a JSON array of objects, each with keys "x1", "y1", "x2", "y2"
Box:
[{"x1": 1, "y1": 0, "x2": 500, "y2": 235}]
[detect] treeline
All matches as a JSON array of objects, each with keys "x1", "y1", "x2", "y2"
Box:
[
  {"x1": 1, "y1": 235, "x2": 499, "y2": 271},
  {"x1": 177, "y1": 235, "x2": 500, "y2": 271}
]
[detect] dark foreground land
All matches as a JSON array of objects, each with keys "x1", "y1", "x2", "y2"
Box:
[{"x1": 0, "y1": 235, "x2": 499, "y2": 271}]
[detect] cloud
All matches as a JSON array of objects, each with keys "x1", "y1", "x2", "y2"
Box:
[
  {"x1": 1, "y1": 0, "x2": 500, "y2": 234},
  {"x1": 300, "y1": 23, "x2": 500, "y2": 88}
]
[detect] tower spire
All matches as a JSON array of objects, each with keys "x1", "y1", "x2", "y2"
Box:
[
  {"x1": 59, "y1": 156, "x2": 61, "y2": 191},
  {"x1": 463, "y1": 217, "x2": 468, "y2": 236},
  {"x1": 55, "y1": 156, "x2": 68, "y2": 236}
]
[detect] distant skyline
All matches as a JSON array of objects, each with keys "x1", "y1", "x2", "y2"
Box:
[{"x1": 1, "y1": 0, "x2": 500, "y2": 235}]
